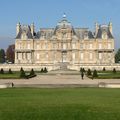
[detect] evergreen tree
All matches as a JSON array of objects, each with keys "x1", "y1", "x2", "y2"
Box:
[
  {"x1": 113, "y1": 68, "x2": 116, "y2": 74},
  {"x1": 20, "y1": 67, "x2": 26, "y2": 78},
  {"x1": 8, "y1": 68, "x2": 13, "y2": 74},
  {"x1": 80, "y1": 68, "x2": 83, "y2": 73},
  {"x1": 82, "y1": 68, "x2": 85, "y2": 73},
  {"x1": 40, "y1": 68, "x2": 44, "y2": 73},
  {"x1": 30, "y1": 68, "x2": 35, "y2": 76},
  {"x1": 6, "y1": 44, "x2": 15, "y2": 63},
  {"x1": 0, "y1": 49, "x2": 6, "y2": 63},
  {"x1": 44, "y1": 67, "x2": 48, "y2": 73},
  {"x1": 92, "y1": 70, "x2": 98, "y2": 78},
  {"x1": 115, "y1": 49, "x2": 120, "y2": 63},
  {"x1": 80, "y1": 68, "x2": 85, "y2": 73},
  {"x1": 103, "y1": 67, "x2": 106, "y2": 71},
  {"x1": 87, "y1": 69, "x2": 92, "y2": 76},
  {"x1": 0, "y1": 68, "x2": 4, "y2": 74}
]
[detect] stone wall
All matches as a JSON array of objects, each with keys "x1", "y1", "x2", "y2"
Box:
[
  {"x1": 0, "y1": 64, "x2": 60, "y2": 71},
  {"x1": 0, "y1": 63, "x2": 120, "y2": 71},
  {"x1": 68, "y1": 64, "x2": 120, "y2": 71}
]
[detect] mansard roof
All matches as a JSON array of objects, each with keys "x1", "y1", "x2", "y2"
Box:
[
  {"x1": 35, "y1": 28, "x2": 54, "y2": 39},
  {"x1": 16, "y1": 15, "x2": 113, "y2": 40},
  {"x1": 74, "y1": 28, "x2": 94, "y2": 39},
  {"x1": 16, "y1": 25, "x2": 33, "y2": 39},
  {"x1": 96, "y1": 25, "x2": 113, "y2": 39}
]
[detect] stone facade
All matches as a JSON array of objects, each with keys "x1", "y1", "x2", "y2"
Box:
[{"x1": 15, "y1": 15, "x2": 115, "y2": 70}]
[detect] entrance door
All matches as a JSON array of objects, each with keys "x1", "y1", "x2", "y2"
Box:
[{"x1": 63, "y1": 52, "x2": 67, "y2": 62}]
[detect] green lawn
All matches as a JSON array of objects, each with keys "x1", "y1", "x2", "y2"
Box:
[
  {"x1": 0, "y1": 73, "x2": 20, "y2": 79},
  {"x1": 88, "y1": 71, "x2": 120, "y2": 79},
  {"x1": 0, "y1": 88, "x2": 120, "y2": 120}
]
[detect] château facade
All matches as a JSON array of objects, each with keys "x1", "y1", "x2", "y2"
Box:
[{"x1": 15, "y1": 15, "x2": 115, "y2": 70}]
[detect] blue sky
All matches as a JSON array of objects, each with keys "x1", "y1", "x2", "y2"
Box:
[{"x1": 0, "y1": 0, "x2": 120, "y2": 50}]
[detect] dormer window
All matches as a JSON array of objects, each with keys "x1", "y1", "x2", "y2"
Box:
[
  {"x1": 84, "y1": 32, "x2": 88, "y2": 40},
  {"x1": 21, "y1": 33, "x2": 28, "y2": 40},
  {"x1": 102, "y1": 32, "x2": 108, "y2": 39}
]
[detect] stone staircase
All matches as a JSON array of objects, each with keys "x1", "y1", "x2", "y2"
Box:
[{"x1": 59, "y1": 62, "x2": 69, "y2": 70}]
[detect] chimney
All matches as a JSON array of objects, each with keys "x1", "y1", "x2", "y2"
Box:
[
  {"x1": 31, "y1": 23, "x2": 35, "y2": 36},
  {"x1": 95, "y1": 22, "x2": 99, "y2": 37},
  {"x1": 109, "y1": 22, "x2": 113, "y2": 34},
  {"x1": 16, "y1": 22, "x2": 21, "y2": 35}
]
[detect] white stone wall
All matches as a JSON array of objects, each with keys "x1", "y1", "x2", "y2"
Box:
[{"x1": 0, "y1": 64, "x2": 120, "y2": 71}]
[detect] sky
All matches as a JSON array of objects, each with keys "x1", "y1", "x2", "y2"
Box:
[{"x1": 0, "y1": 0, "x2": 120, "y2": 50}]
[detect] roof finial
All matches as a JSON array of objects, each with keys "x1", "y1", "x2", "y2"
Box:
[{"x1": 63, "y1": 13, "x2": 66, "y2": 18}]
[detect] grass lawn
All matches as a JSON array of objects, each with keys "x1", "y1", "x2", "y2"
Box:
[
  {"x1": 88, "y1": 71, "x2": 120, "y2": 79},
  {"x1": 0, "y1": 72, "x2": 20, "y2": 79},
  {"x1": 0, "y1": 88, "x2": 120, "y2": 120}
]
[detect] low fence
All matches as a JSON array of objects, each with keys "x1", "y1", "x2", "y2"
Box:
[{"x1": 0, "y1": 63, "x2": 120, "y2": 71}]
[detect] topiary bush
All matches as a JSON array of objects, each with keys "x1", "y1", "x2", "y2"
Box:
[
  {"x1": 26, "y1": 68, "x2": 36, "y2": 79},
  {"x1": 103, "y1": 67, "x2": 106, "y2": 71},
  {"x1": 40, "y1": 68, "x2": 44, "y2": 73},
  {"x1": 92, "y1": 69, "x2": 98, "y2": 78},
  {"x1": 113, "y1": 68, "x2": 116, "y2": 74},
  {"x1": 8, "y1": 68, "x2": 13, "y2": 74},
  {"x1": 20, "y1": 67, "x2": 26, "y2": 78},
  {"x1": 80, "y1": 68, "x2": 83, "y2": 73},
  {"x1": 87, "y1": 69, "x2": 92, "y2": 76},
  {"x1": 44, "y1": 67, "x2": 48, "y2": 73},
  {"x1": 0, "y1": 68, "x2": 4, "y2": 74},
  {"x1": 30, "y1": 69, "x2": 35, "y2": 76},
  {"x1": 80, "y1": 68, "x2": 85, "y2": 73}
]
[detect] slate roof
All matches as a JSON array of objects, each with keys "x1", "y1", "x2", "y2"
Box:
[
  {"x1": 96, "y1": 25, "x2": 113, "y2": 39},
  {"x1": 16, "y1": 25, "x2": 33, "y2": 39},
  {"x1": 16, "y1": 18, "x2": 113, "y2": 40}
]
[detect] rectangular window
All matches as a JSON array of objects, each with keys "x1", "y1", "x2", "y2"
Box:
[
  {"x1": 53, "y1": 43, "x2": 56, "y2": 49},
  {"x1": 28, "y1": 44, "x2": 30, "y2": 49},
  {"x1": 80, "y1": 44, "x2": 83, "y2": 49},
  {"x1": 89, "y1": 44, "x2": 93, "y2": 49},
  {"x1": 108, "y1": 43, "x2": 111, "y2": 49},
  {"x1": 37, "y1": 53, "x2": 40, "y2": 60},
  {"x1": 27, "y1": 53, "x2": 31, "y2": 60},
  {"x1": 72, "y1": 53, "x2": 75, "y2": 60},
  {"x1": 63, "y1": 44, "x2": 66, "y2": 49},
  {"x1": 72, "y1": 43, "x2": 76, "y2": 49},
  {"x1": 89, "y1": 53, "x2": 93, "y2": 60},
  {"x1": 99, "y1": 44, "x2": 102, "y2": 49},
  {"x1": 99, "y1": 53, "x2": 102, "y2": 59},
  {"x1": 37, "y1": 44, "x2": 40, "y2": 49},
  {"x1": 45, "y1": 43, "x2": 48, "y2": 49},
  {"x1": 80, "y1": 53, "x2": 84, "y2": 60},
  {"x1": 46, "y1": 53, "x2": 48, "y2": 59},
  {"x1": 19, "y1": 43, "x2": 21, "y2": 49}
]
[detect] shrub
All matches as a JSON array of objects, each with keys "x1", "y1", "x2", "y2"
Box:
[
  {"x1": 8, "y1": 68, "x2": 13, "y2": 74},
  {"x1": 113, "y1": 68, "x2": 116, "y2": 74},
  {"x1": 87, "y1": 69, "x2": 92, "y2": 76},
  {"x1": 80, "y1": 68, "x2": 85, "y2": 73},
  {"x1": 44, "y1": 67, "x2": 48, "y2": 73},
  {"x1": 40, "y1": 68, "x2": 44, "y2": 73},
  {"x1": 82, "y1": 68, "x2": 85, "y2": 73},
  {"x1": 0, "y1": 68, "x2": 4, "y2": 74},
  {"x1": 92, "y1": 70, "x2": 98, "y2": 78},
  {"x1": 30, "y1": 69, "x2": 35, "y2": 76},
  {"x1": 80, "y1": 68, "x2": 83, "y2": 73},
  {"x1": 26, "y1": 68, "x2": 36, "y2": 79},
  {"x1": 20, "y1": 67, "x2": 26, "y2": 78},
  {"x1": 103, "y1": 67, "x2": 106, "y2": 71}
]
